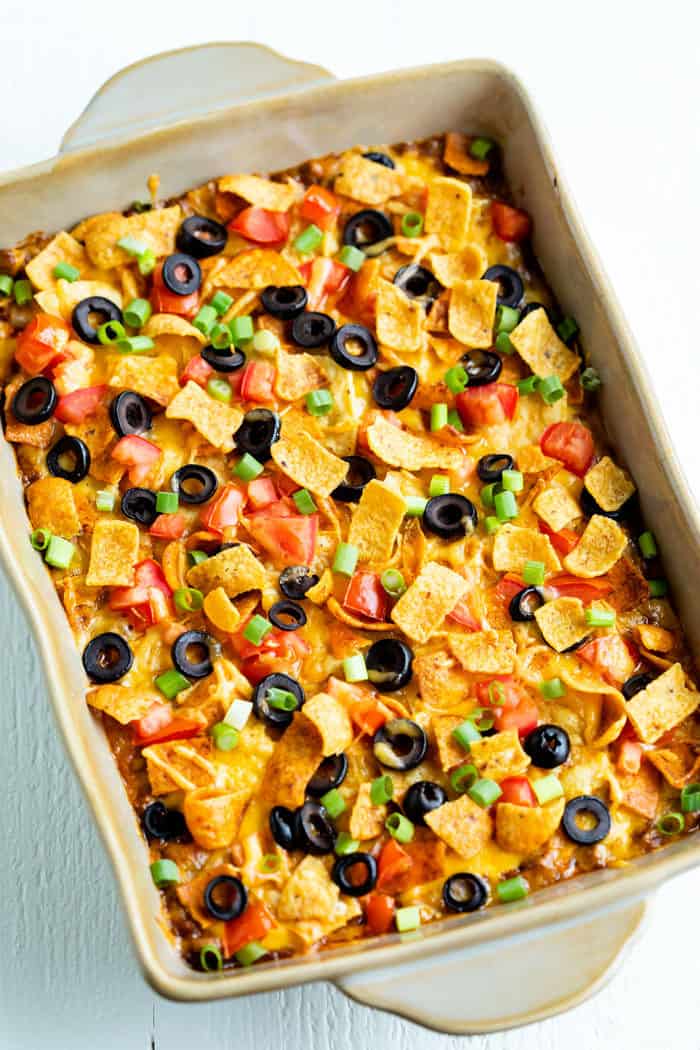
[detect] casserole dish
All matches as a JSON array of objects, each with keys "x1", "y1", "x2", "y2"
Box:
[{"x1": 1, "y1": 43, "x2": 699, "y2": 1033}]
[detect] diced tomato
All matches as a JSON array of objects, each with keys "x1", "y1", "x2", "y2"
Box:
[
  {"x1": 342, "y1": 572, "x2": 389, "y2": 622},
  {"x1": 493, "y1": 574, "x2": 526, "y2": 608},
  {"x1": 151, "y1": 262, "x2": 199, "y2": 318},
  {"x1": 365, "y1": 893, "x2": 396, "y2": 935},
  {"x1": 110, "y1": 558, "x2": 173, "y2": 627},
  {"x1": 54, "y1": 384, "x2": 108, "y2": 424},
  {"x1": 577, "y1": 634, "x2": 636, "y2": 686},
  {"x1": 300, "y1": 257, "x2": 350, "y2": 308},
  {"x1": 300, "y1": 185, "x2": 340, "y2": 230},
  {"x1": 246, "y1": 476, "x2": 278, "y2": 510},
  {"x1": 491, "y1": 201, "x2": 532, "y2": 243},
  {"x1": 111, "y1": 434, "x2": 162, "y2": 485},
  {"x1": 199, "y1": 483, "x2": 245, "y2": 534},
  {"x1": 540, "y1": 422, "x2": 594, "y2": 476},
  {"x1": 538, "y1": 520, "x2": 580, "y2": 556},
  {"x1": 239, "y1": 360, "x2": 275, "y2": 403},
  {"x1": 456, "y1": 383, "x2": 518, "y2": 427},
  {"x1": 447, "y1": 595, "x2": 481, "y2": 630},
  {"x1": 131, "y1": 703, "x2": 201, "y2": 746},
  {"x1": 495, "y1": 695, "x2": 539, "y2": 737},
  {"x1": 130, "y1": 702, "x2": 172, "y2": 740},
  {"x1": 233, "y1": 623, "x2": 310, "y2": 681},
  {"x1": 351, "y1": 699, "x2": 389, "y2": 736},
  {"x1": 475, "y1": 674, "x2": 523, "y2": 709},
  {"x1": 377, "y1": 839, "x2": 413, "y2": 891},
  {"x1": 476, "y1": 675, "x2": 539, "y2": 737},
  {"x1": 548, "y1": 573, "x2": 613, "y2": 603},
  {"x1": 149, "y1": 512, "x2": 188, "y2": 540},
  {"x1": 498, "y1": 776, "x2": 537, "y2": 807},
  {"x1": 134, "y1": 558, "x2": 172, "y2": 599},
  {"x1": 229, "y1": 207, "x2": 290, "y2": 245},
  {"x1": 15, "y1": 313, "x2": 70, "y2": 374},
  {"x1": 246, "y1": 509, "x2": 318, "y2": 566},
  {"x1": 339, "y1": 258, "x2": 380, "y2": 324},
  {"x1": 616, "y1": 739, "x2": 643, "y2": 775},
  {"x1": 222, "y1": 900, "x2": 276, "y2": 958},
  {"x1": 180, "y1": 354, "x2": 214, "y2": 387}
]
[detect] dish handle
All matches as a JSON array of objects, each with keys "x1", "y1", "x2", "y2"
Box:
[
  {"x1": 59, "y1": 42, "x2": 335, "y2": 154},
  {"x1": 334, "y1": 898, "x2": 648, "y2": 1035}
]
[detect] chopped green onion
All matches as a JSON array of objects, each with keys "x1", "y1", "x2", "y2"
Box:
[
  {"x1": 386, "y1": 812, "x2": 415, "y2": 843},
  {"x1": 429, "y1": 475, "x2": 450, "y2": 497},
  {"x1": 523, "y1": 560, "x2": 545, "y2": 586},
  {"x1": 481, "y1": 483, "x2": 499, "y2": 508},
  {"x1": 193, "y1": 305, "x2": 217, "y2": 336},
  {"x1": 306, "y1": 389, "x2": 334, "y2": 415},
  {"x1": 321, "y1": 788, "x2": 346, "y2": 819},
  {"x1": 496, "y1": 875, "x2": 528, "y2": 902},
  {"x1": 173, "y1": 587, "x2": 204, "y2": 613},
  {"x1": 137, "y1": 249, "x2": 156, "y2": 276},
  {"x1": 150, "y1": 859, "x2": 180, "y2": 888},
  {"x1": 494, "y1": 490, "x2": 518, "y2": 521},
  {"x1": 380, "y1": 569, "x2": 406, "y2": 597},
  {"x1": 333, "y1": 542, "x2": 359, "y2": 576},
  {"x1": 156, "y1": 491, "x2": 179, "y2": 514},
  {"x1": 30, "y1": 528, "x2": 52, "y2": 551},
  {"x1": 495, "y1": 305, "x2": 520, "y2": 334},
  {"x1": 648, "y1": 579, "x2": 668, "y2": 598},
  {"x1": 259, "y1": 853, "x2": 281, "y2": 873},
  {"x1": 580, "y1": 366, "x2": 601, "y2": 392},
  {"x1": 495, "y1": 332, "x2": 513, "y2": 355},
  {"x1": 337, "y1": 244, "x2": 365, "y2": 271},
  {"x1": 450, "y1": 763, "x2": 478, "y2": 794},
  {"x1": 230, "y1": 315, "x2": 254, "y2": 345},
  {"x1": 395, "y1": 906, "x2": 421, "y2": 932},
  {"x1": 189, "y1": 550, "x2": 208, "y2": 566},
  {"x1": 431, "y1": 403, "x2": 448, "y2": 431},
  {"x1": 444, "y1": 365, "x2": 469, "y2": 394},
  {"x1": 639, "y1": 531, "x2": 658, "y2": 559},
  {"x1": 585, "y1": 607, "x2": 616, "y2": 628},
  {"x1": 447, "y1": 408, "x2": 464, "y2": 432},
  {"x1": 14, "y1": 279, "x2": 32, "y2": 305},
  {"x1": 487, "y1": 681, "x2": 506, "y2": 706},
  {"x1": 233, "y1": 453, "x2": 264, "y2": 481},
  {"x1": 468, "y1": 778, "x2": 502, "y2": 808},
  {"x1": 532, "y1": 774, "x2": 564, "y2": 805},
  {"x1": 335, "y1": 832, "x2": 360, "y2": 855},
  {"x1": 53, "y1": 261, "x2": 80, "y2": 282},
  {"x1": 155, "y1": 669, "x2": 190, "y2": 699},
  {"x1": 123, "y1": 298, "x2": 152, "y2": 328},
  {"x1": 211, "y1": 721, "x2": 239, "y2": 751},
  {"x1": 517, "y1": 374, "x2": 541, "y2": 395},
  {"x1": 538, "y1": 375, "x2": 565, "y2": 405},
  {"x1": 370, "y1": 775, "x2": 394, "y2": 805},
  {"x1": 252, "y1": 329, "x2": 279, "y2": 354},
  {"x1": 501, "y1": 469, "x2": 523, "y2": 493},
  {"x1": 207, "y1": 377, "x2": 232, "y2": 403},
  {"x1": 266, "y1": 687, "x2": 299, "y2": 711},
  {"x1": 95, "y1": 490, "x2": 116, "y2": 512},
  {"x1": 0, "y1": 274, "x2": 14, "y2": 296},
  {"x1": 294, "y1": 224, "x2": 324, "y2": 254},
  {"x1": 557, "y1": 316, "x2": 579, "y2": 344},
  {"x1": 657, "y1": 812, "x2": 685, "y2": 836},
  {"x1": 199, "y1": 944, "x2": 223, "y2": 972},
  {"x1": 210, "y1": 291, "x2": 233, "y2": 316},
  {"x1": 117, "y1": 335, "x2": 154, "y2": 354},
  {"x1": 469, "y1": 707, "x2": 495, "y2": 732},
  {"x1": 453, "y1": 719, "x2": 482, "y2": 751},
  {"x1": 211, "y1": 323, "x2": 233, "y2": 350},
  {"x1": 130, "y1": 200, "x2": 152, "y2": 214},
  {"x1": 401, "y1": 211, "x2": 424, "y2": 237},
  {"x1": 45, "y1": 535, "x2": 75, "y2": 569},
  {"x1": 469, "y1": 136, "x2": 495, "y2": 160},
  {"x1": 117, "y1": 235, "x2": 149, "y2": 257},
  {"x1": 680, "y1": 783, "x2": 700, "y2": 813},
  {"x1": 404, "y1": 496, "x2": 427, "y2": 517},
  {"x1": 235, "y1": 941, "x2": 267, "y2": 967},
  {"x1": 223, "y1": 698, "x2": 253, "y2": 730},
  {"x1": 243, "y1": 614, "x2": 273, "y2": 646},
  {"x1": 343, "y1": 653, "x2": 368, "y2": 683},
  {"x1": 539, "y1": 677, "x2": 566, "y2": 699},
  {"x1": 484, "y1": 515, "x2": 501, "y2": 535},
  {"x1": 293, "y1": 488, "x2": 317, "y2": 515}
]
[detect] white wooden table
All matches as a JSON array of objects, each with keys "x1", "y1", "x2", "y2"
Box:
[{"x1": 2, "y1": 2, "x2": 699, "y2": 1046}]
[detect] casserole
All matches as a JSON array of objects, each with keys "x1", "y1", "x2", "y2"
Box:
[{"x1": 1, "y1": 43, "x2": 699, "y2": 1033}]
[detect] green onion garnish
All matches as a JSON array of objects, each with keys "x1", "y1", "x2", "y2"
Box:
[
  {"x1": 484, "y1": 515, "x2": 501, "y2": 535},
  {"x1": 30, "y1": 527, "x2": 52, "y2": 551},
  {"x1": 321, "y1": 787, "x2": 346, "y2": 819},
  {"x1": 95, "y1": 490, "x2": 116, "y2": 512},
  {"x1": 495, "y1": 332, "x2": 513, "y2": 355},
  {"x1": 487, "y1": 682, "x2": 506, "y2": 706},
  {"x1": 235, "y1": 941, "x2": 268, "y2": 967},
  {"x1": 395, "y1": 906, "x2": 421, "y2": 932},
  {"x1": 294, "y1": 224, "x2": 324, "y2": 254},
  {"x1": 370, "y1": 775, "x2": 394, "y2": 805},
  {"x1": 131, "y1": 200, "x2": 152, "y2": 213},
  {"x1": 155, "y1": 669, "x2": 190, "y2": 699},
  {"x1": 680, "y1": 783, "x2": 700, "y2": 813},
  {"x1": 496, "y1": 875, "x2": 528, "y2": 902},
  {"x1": 430, "y1": 403, "x2": 448, "y2": 431},
  {"x1": 293, "y1": 488, "x2": 317, "y2": 515},
  {"x1": 229, "y1": 315, "x2": 254, "y2": 345},
  {"x1": 500, "y1": 469, "x2": 523, "y2": 493},
  {"x1": 380, "y1": 569, "x2": 406, "y2": 597},
  {"x1": 481, "y1": 483, "x2": 498, "y2": 508},
  {"x1": 45, "y1": 535, "x2": 75, "y2": 569},
  {"x1": 156, "y1": 491, "x2": 179, "y2": 514},
  {"x1": 266, "y1": 687, "x2": 299, "y2": 711},
  {"x1": 211, "y1": 721, "x2": 239, "y2": 751},
  {"x1": 468, "y1": 778, "x2": 502, "y2": 808},
  {"x1": 189, "y1": 550, "x2": 208, "y2": 566},
  {"x1": 343, "y1": 653, "x2": 368, "y2": 683},
  {"x1": 494, "y1": 489, "x2": 518, "y2": 521},
  {"x1": 233, "y1": 453, "x2": 264, "y2": 481},
  {"x1": 137, "y1": 248, "x2": 155, "y2": 276},
  {"x1": 260, "y1": 853, "x2": 281, "y2": 873},
  {"x1": 517, "y1": 374, "x2": 541, "y2": 395},
  {"x1": 207, "y1": 377, "x2": 232, "y2": 403},
  {"x1": 386, "y1": 812, "x2": 415, "y2": 843},
  {"x1": 53, "y1": 261, "x2": 80, "y2": 282},
  {"x1": 404, "y1": 496, "x2": 428, "y2": 517},
  {"x1": 469, "y1": 707, "x2": 495, "y2": 732},
  {"x1": 539, "y1": 375, "x2": 566, "y2": 404},
  {"x1": 639, "y1": 531, "x2": 658, "y2": 559},
  {"x1": 495, "y1": 305, "x2": 520, "y2": 334},
  {"x1": 580, "y1": 366, "x2": 601, "y2": 391},
  {"x1": 173, "y1": 587, "x2": 204, "y2": 613},
  {"x1": 306, "y1": 389, "x2": 334, "y2": 416},
  {"x1": 450, "y1": 763, "x2": 478, "y2": 794},
  {"x1": 335, "y1": 832, "x2": 360, "y2": 855},
  {"x1": 444, "y1": 365, "x2": 469, "y2": 394},
  {"x1": 150, "y1": 859, "x2": 180, "y2": 888},
  {"x1": 469, "y1": 136, "x2": 495, "y2": 160},
  {"x1": 333, "y1": 542, "x2": 359, "y2": 576},
  {"x1": 429, "y1": 475, "x2": 450, "y2": 497},
  {"x1": 557, "y1": 316, "x2": 579, "y2": 343},
  {"x1": 539, "y1": 677, "x2": 566, "y2": 699},
  {"x1": 401, "y1": 211, "x2": 424, "y2": 238},
  {"x1": 453, "y1": 719, "x2": 482, "y2": 751},
  {"x1": 14, "y1": 279, "x2": 33, "y2": 305},
  {"x1": 252, "y1": 329, "x2": 279, "y2": 354},
  {"x1": 532, "y1": 774, "x2": 563, "y2": 805},
  {"x1": 243, "y1": 615, "x2": 273, "y2": 646},
  {"x1": 657, "y1": 812, "x2": 685, "y2": 836},
  {"x1": 210, "y1": 291, "x2": 233, "y2": 316},
  {"x1": 337, "y1": 244, "x2": 365, "y2": 271},
  {"x1": 123, "y1": 298, "x2": 152, "y2": 328},
  {"x1": 447, "y1": 408, "x2": 464, "y2": 432},
  {"x1": 0, "y1": 274, "x2": 14, "y2": 296},
  {"x1": 648, "y1": 579, "x2": 668, "y2": 598},
  {"x1": 585, "y1": 607, "x2": 616, "y2": 628},
  {"x1": 199, "y1": 944, "x2": 223, "y2": 971},
  {"x1": 193, "y1": 305, "x2": 217, "y2": 336},
  {"x1": 523, "y1": 560, "x2": 545, "y2": 586},
  {"x1": 211, "y1": 323, "x2": 233, "y2": 350},
  {"x1": 117, "y1": 235, "x2": 149, "y2": 257},
  {"x1": 97, "y1": 320, "x2": 126, "y2": 345},
  {"x1": 117, "y1": 335, "x2": 155, "y2": 354}
]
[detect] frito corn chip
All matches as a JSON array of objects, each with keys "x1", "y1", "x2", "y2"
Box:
[
  {"x1": 107, "y1": 353, "x2": 179, "y2": 406},
  {"x1": 347, "y1": 479, "x2": 405, "y2": 564},
  {"x1": 375, "y1": 279, "x2": 423, "y2": 351},
  {"x1": 448, "y1": 279, "x2": 498, "y2": 348},
  {"x1": 211, "y1": 249, "x2": 301, "y2": 291},
  {"x1": 429, "y1": 245, "x2": 488, "y2": 288},
  {"x1": 626, "y1": 663, "x2": 700, "y2": 744},
  {"x1": 414, "y1": 651, "x2": 471, "y2": 710},
  {"x1": 334, "y1": 152, "x2": 406, "y2": 205},
  {"x1": 349, "y1": 782, "x2": 388, "y2": 840},
  {"x1": 425, "y1": 793, "x2": 492, "y2": 859},
  {"x1": 166, "y1": 380, "x2": 243, "y2": 452},
  {"x1": 218, "y1": 174, "x2": 298, "y2": 212},
  {"x1": 534, "y1": 596, "x2": 588, "y2": 652},
  {"x1": 562, "y1": 515, "x2": 627, "y2": 578},
  {"x1": 85, "y1": 519, "x2": 139, "y2": 587},
  {"x1": 325, "y1": 597, "x2": 395, "y2": 632},
  {"x1": 274, "y1": 348, "x2": 325, "y2": 401},
  {"x1": 496, "y1": 798, "x2": 565, "y2": 854},
  {"x1": 391, "y1": 561, "x2": 468, "y2": 644},
  {"x1": 448, "y1": 629, "x2": 516, "y2": 674},
  {"x1": 187, "y1": 543, "x2": 266, "y2": 597},
  {"x1": 492, "y1": 524, "x2": 561, "y2": 575},
  {"x1": 144, "y1": 738, "x2": 216, "y2": 796},
  {"x1": 366, "y1": 414, "x2": 469, "y2": 472},
  {"x1": 87, "y1": 684, "x2": 160, "y2": 725},
  {"x1": 306, "y1": 568, "x2": 333, "y2": 605},
  {"x1": 26, "y1": 476, "x2": 81, "y2": 537},
  {"x1": 517, "y1": 444, "x2": 559, "y2": 474},
  {"x1": 443, "y1": 132, "x2": 490, "y2": 176},
  {"x1": 202, "y1": 586, "x2": 242, "y2": 633},
  {"x1": 183, "y1": 786, "x2": 247, "y2": 850},
  {"x1": 271, "y1": 426, "x2": 347, "y2": 496},
  {"x1": 532, "y1": 482, "x2": 581, "y2": 533},
  {"x1": 300, "y1": 692, "x2": 353, "y2": 757},
  {"x1": 647, "y1": 744, "x2": 700, "y2": 789},
  {"x1": 584, "y1": 456, "x2": 636, "y2": 513},
  {"x1": 634, "y1": 624, "x2": 675, "y2": 654},
  {"x1": 424, "y1": 177, "x2": 473, "y2": 251},
  {"x1": 470, "y1": 729, "x2": 531, "y2": 782},
  {"x1": 25, "y1": 232, "x2": 90, "y2": 291},
  {"x1": 259, "y1": 718, "x2": 324, "y2": 808},
  {"x1": 509, "y1": 307, "x2": 580, "y2": 383},
  {"x1": 143, "y1": 313, "x2": 207, "y2": 346},
  {"x1": 83, "y1": 205, "x2": 181, "y2": 269},
  {"x1": 54, "y1": 280, "x2": 123, "y2": 324},
  {"x1": 432, "y1": 713, "x2": 469, "y2": 771},
  {"x1": 278, "y1": 856, "x2": 341, "y2": 923}
]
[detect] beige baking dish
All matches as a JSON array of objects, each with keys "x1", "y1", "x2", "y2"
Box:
[{"x1": 1, "y1": 43, "x2": 698, "y2": 1034}]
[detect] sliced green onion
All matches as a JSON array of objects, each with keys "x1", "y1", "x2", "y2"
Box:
[
  {"x1": 230, "y1": 315, "x2": 254, "y2": 345},
  {"x1": 404, "y1": 496, "x2": 427, "y2": 517},
  {"x1": 294, "y1": 224, "x2": 324, "y2": 254},
  {"x1": 333, "y1": 542, "x2": 359, "y2": 576},
  {"x1": 150, "y1": 859, "x2": 180, "y2": 888},
  {"x1": 401, "y1": 211, "x2": 424, "y2": 237},
  {"x1": 494, "y1": 490, "x2": 518, "y2": 521},
  {"x1": 45, "y1": 535, "x2": 75, "y2": 569},
  {"x1": 585, "y1": 606, "x2": 616, "y2": 628},
  {"x1": 117, "y1": 335, "x2": 154, "y2": 354},
  {"x1": 648, "y1": 579, "x2": 668, "y2": 598},
  {"x1": 211, "y1": 721, "x2": 239, "y2": 751},
  {"x1": 137, "y1": 249, "x2": 156, "y2": 275},
  {"x1": 235, "y1": 941, "x2": 267, "y2": 967},
  {"x1": 95, "y1": 490, "x2": 116, "y2": 512},
  {"x1": 495, "y1": 332, "x2": 513, "y2": 355},
  {"x1": 266, "y1": 687, "x2": 299, "y2": 711},
  {"x1": 557, "y1": 317, "x2": 579, "y2": 344},
  {"x1": 293, "y1": 488, "x2": 317, "y2": 515},
  {"x1": 468, "y1": 778, "x2": 502, "y2": 808},
  {"x1": 193, "y1": 305, "x2": 217, "y2": 336},
  {"x1": 30, "y1": 528, "x2": 52, "y2": 551},
  {"x1": 495, "y1": 305, "x2": 520, "y2": 334},
  {"x1": 117, "y1": 235, "x2": 149, "y2": 257},
  {"x1": 53, "y1": 261, "x2": 80, "y2": 282},
  {"x1": 223, "y1": 699, "x2": 253, "y2": 730},
  {"x1": 0, "y1": 274, "x2": 14, "y2": 296},
  {"x1": 487, "y1": 681, "x2": 506, "y2": 706},
  {"x1": 14, "y1": 279, "x2": 33, "y2": 305},
  {"x1": 639, "y1": 531, "x2": 658, "y2": 559},
  {"x1": 199, "y1": 944, "x2": 223, "y2": 972},
  {"x1": 370, "y1": 775, "x2": 394, "y2": 805},
  {"x1": 517, "y1": 374, "x2": 541, "y2": 395},
  {"x1": 189, "y1": 550, "x2": 208, "y2": 566},
  {"x1": 581, "y1": 366, "x2": 601, "y2": 392},
  {"x1": 211, "y1": 323, "x2": 233, "y2": 350},
  {"x1": 453, "y1": 719, "x2": 482, "y2": 751},
  {"x1": 252, "y1": 329, "x2": 279, "y2": 354},
  {"x1": 484, "y1": 515, "x2": 501, "y2": 535},
  {"x1": 243, "y1": 614, "x2": 273, "y2": 646},
  {"x1": 210, "y1": 291, "x2": 233, "y2": 316},
  {"x1": 321, "y1": 788, "x2": 346, "y2": 819},
  {"x1": 343, "y1": 653, "x2": 368, "y2": 683},
  {"x1": 207, "y1": 377, "x2": 232, "y2": 403},
  {"x1": 380, "y1": 569, "x2": 406, "y2": 597},
  {"x1": 539, "y1": 375, "x2": 565, "y2": 405},
  {"x1": 335, "y1": 831, "x2": 360, "y2": 855},
  {"x1": 469, "y1": 708, "x2": 495, "y2": 732},
  {"x1": 429, "y1": 475, "x2": 450, "y2": 497},
  {"x1": 501, "y1": 469, "x2": 523, "y2": 493},
  {"x1": 450, "y1": 763, "x2": 478, "y2": 794},
  {"x1": 523, "y1": 560, "x2": 545, "y2": 586},
  {"x1": 174, "y1": 587, "x2": 204, "y2": 613},
  {"x1": 470, "y1": 136, "x2": 495, "y2": 160},
  {"x1": 680, "y1": 783, "x2": 700, "y2": 813},
  {"x1": 447, "y1": 408, "x2": 464, "y2": 432},
  {"x1": 337, "y1": 244, "x2": 365, "y2": 271},
  {"x1": 657, "y1": 812, "x2": 685, "y2": 836},
  {"x1": 497, "y1": 875, "x2": 528, "y2": 902},
  {"x1": 306, "y1": 389, "x2": 334, "y2": 416},
  {"x1": 233, "y1": 453, "x2": 264, "y2": 481},
  {"x1": 386, "y1": 812, "x2": 415, "y2": 843},
  {"x1": 155, "y1": 669, "x2": 190, "y2": 699},
  {"x1": 260, "y1": 853, "x2": 281, "y2": 873},
  {"x1": 444, "y1": 365, "x2": 469, "y2": 394},
  {"x1": 130, "y1": 200, "x2": 152, "y2": 214},
  {"x1": 123, "y1": 298, "x2": 152, "y2": 328},
  {"x1": 395, "y1": 906, "x2": 421, "y2": 932},
  {"x1": 156, "y1": 491, "x2": 179, "y2": 514},
  {"x1": 532, "y1": 774, "x2": 563, "y2": 805},
  {"x1": 431, "y1": 403, "x2": 448, "y2": 431},
  {"x1": 539, "y1": 677, "x2": 566, "y2": 699},
  {"x1": 481, "y1": 483, "x2": 499, "y2": 508}
]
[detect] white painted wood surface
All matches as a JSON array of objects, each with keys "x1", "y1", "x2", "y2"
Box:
[{"x1": 1, "y1": 2, "x2": 699, "y2": 1046}]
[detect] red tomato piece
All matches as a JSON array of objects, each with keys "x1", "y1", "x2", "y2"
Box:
[
  {"x1": 301, "y1": 256, "x2": 350, "y2": 307},
  {"x1": 239, "y1": 360, "x2": 275, "y2": 403},
  {"x1": 446, "y1": 595, "x2": 481, "y2": 630},
  {"x1": 229, "y1": 206, "x2": 290, "y2": 245},
  {"x1": 491, "y1": 201, "x2": 532, "y2": 242},
  {"x1": 493, "y1": 574, "x2": 525, "y2": 607},
  {"x1": 199, "y1": 483, "x2": 245, "y2": 534},
  {"x1": 111, "y1": 434, "x2": 162, "y2": 485},
  {"x1": 377, "y1": 839, "x2": 413, "y2": 891},
  {"x1": 494, "y1": 695, "x2": 539, "y2": 737},
  {"x1": 456, "y1": 383, "x2": 518, "y2": 427},
  {"x1": 131, "y1": 704, "x2": 202, "y2": 746},
  {"x1": 110, "y1": 559, "x2": 173, "y2": 627},
  {"x1": 300, "y1": 185, "x2": 341, "y2": 230},
  {"x1": 577, "y1": 634, "x2": 636, "y2": 686},
  {"x1": 498, "y1": 776, "x2": 537, "y2": 807},
  {"x1": 53, "y1": 384, "x2": 108, "y2": 424},
  {"x1": 149, "y1": 512, "x2": 188, "y2": 540},
  {"x1": 15, "y1": 313, "x2": 70, "y2": 374},
  {"x1": 246, "y1": 476, "x2": 278, "y2": 510},
  {"x1": 130, "y1": 702, "x2": 172, "y2": 740},
  {"x1": 616, "y1": 738, "x2": 643, "y2": 775},
  {"x1": 151, "y1": 263, "x2": 200, "y2": 318},
  {"x1": 538, "y1": 520, "x2": 580, "y2": 556},
  {"x1": 180, "y1": 354, "x2": 214, "y2": 387},
  {"x1": 540, "y1": 422, "x2": 594, "y2": 476},
  {"x1": 222, "y1": 900, "x2": 276, "y2": 958},
  {"x1": 342, "y1": 572, "x2": 389, "y2": 622},
  {"x1": 365, "y1": 893, "x2": 396, "y2": 935},
  {"x1": 246, "y1": 511, "x2": 318, "y2": 566},
  {"x1": 475, "y1": 674, "x2": 523, "y2": 709},
  {"x1": 547, "y1": 573, "x2": 613, "y2": 603}
]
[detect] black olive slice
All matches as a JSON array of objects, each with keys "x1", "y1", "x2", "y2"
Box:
[
  {"x1": 171, "y1": 630, "x2": 214, "y2": 680},
  {"x1": 278, "y1": 565, "x2": 319, "y2": 600},
  {"x1": 234, "y1": 409, "x2": 281, "y2": 462},
  {"x1": 477, "y1": 453, "x2": 514, "y2": 483},
  {"x1": 109, "y1": 391, "x2": 152, "y2": 437},
  {"x1": 294, "y1": 800, "x2": 336, "y2": 855},
  {"x1": 171, "y1": 464, "x2": 218, "y2": 505},
  {"x1": 142, "y1": 801, "x2": 187, "y2": 841},
  {"x1": 403, "y1": 781, "x2": 447, "y2": 826},
  {"x1": 270, "y1": 805, "x2": 299, "y2": 850},
  {"x1": 252, "y1": 673, "x2": 305, "y2": 730},
  {"x1": 393, "y1": 264, "x2": 441, "y2": 306},
  {"x1": 423, "y1": 494, "x2": 478, "y2": 539},
  {"x1": 482, "y1": 264, "x2": 524, "y2": 308},
  {"x1": 161, "y1": 252, "x2": 202, "y2": 296},
  {"x1": 261, "y1": 284, "x2": 308, "y2": 320},
  {"x1": 201, "y1": 346, "x2": 246, "y2": 373},
  {"x1": 362, "y1": 151, "x2": 395, "y2": 169},
  {"x1": 523, "y1": 724, "x2": 570, "y2": 769},
  {"x1": 204, "y1": 875, "x2": 248, "y2": 921},
  {"x1": 82, "y1": 632, "x2": 133, "y2": 683},
  {"x1": 176, "y1": 215, "x2": 228, "y2": 259},
  {"x1": 307, "y1": 754, "x2": 349, "y2": 798},
  {"x1": 373, "y1": 718, "x2": 427, "y2": 770},
  {"x1": 329, "y1": 323, "x2": 378, "y2": 371},
  {"x1": 268, "y1": 600, "x2": 307, "y2": 632},
  {"x1": 509, "y1": 586, "x2": 545, "y2": 622},
  {"x1": 331, "y1": 852, "x2": 378, "y2": 897},
  {"x1": 460, "y1": 349, "x2": 502, "y2": 386},
  {"x1": 331, "y1": 456, "x2": 376, "y2": 504},
  {"x1": 11, "y1": 377, "x2": 57, "y2": 425},
  {"x1": 562, "y1": 795, "x2": 611, "y2": 845},
  {"x1": 291, "y1": 311, "x2": 336, "y2": 349},
  {"x1": 47, "y1": 435, "x2": 91, "y2": 483},
  {"x1": 622, "y1": 673, "x2": 654, "y2": 701},
  {"x1": 121, "y1": 487, "x2": 158, "y2": 526},
  {"x1": 365, "y1": 639, "x2": 414, "y2": 693},
  {"x1": 343, "y1": 209, "x2": 393, "y2": 249},
  {"x1": 72, "y1": 296, "x2": 123, "y2": 345},
  {"x1": 442, "y1": 873, "x2": 489, "y2": 913},
  {"x1": 372, "y1": 366, "x2": 418, "y2": 411}
]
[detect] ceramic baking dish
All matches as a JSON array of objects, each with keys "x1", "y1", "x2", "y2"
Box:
[{"x1": 1, "y1": 43, "x2": 699, "y2": 1035}]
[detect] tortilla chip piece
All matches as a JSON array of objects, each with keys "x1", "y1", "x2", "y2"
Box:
[
  {"x1": 647, "y1": 743, "x2": 700, "y2": 789},
  {"x1": 274, "y1": 348, "x2": 325, "y2": 401},
  {"x1": 449, "y1": 629, "x2": 516, "y2": 674},
  {"x1": 107, "y1": 353, "x2": 179, "y2": 406},
  {"x1": 492, "y1": 524, "x2": 561, "y2": 575},
  {"x1": 186, "y1": 543, "x2": 266, "y2": 597},
  {"x1": 563, "y1": 515, "x2": 627, "y2": 578},
  {"x1": 532, "y1": 483, "x2": 581, "y2": 533},
  {"x1": 143, "y1": 313, "x2": 207, "y2": 346},
  {"x1": 278, "y1": 855, "x2": 340, "y2": 922},
  {"x1": 509, "y1": 308, "x2": 580, "y2": 383},
  {"x1": 534, "y1": 596, "x2": 588, "y2": 652},
  {"x1": 424, "y1": 177, "x2": 473, "y2": 252},
  {"x1": 391, "y1": 561, "x2": 468, "y2": 645},
  {"x1": 300, "y1": 692, "x2": 353, "y2": 757},
  {"x1": 470, "y1": 729, "x2": 531, "y2": 782},
  {"x1": 584, "y1": 456, "x2": 636, "y2": 513},
  {"x1": 443, "y1": 132, "x2": 490, "y2": 176},
  {"x1": 87, "y1": 684, "x2": 157, "y2": 724},
  {"x1": 347, "y1": 479, "x2": 405, "y2": 564},
  {"x1": 203, "y1": 586, "x2": 242, "y2": 633},
  {"x1": 85, "y1": 519, "x2": 139, "y2": 587},
  {"x1": 334, "y1": 152, "x2": 405, "y2": 205},
  {"x1": 259, "y1": 718, "x2": 323, "y2": 808},
  {"x1": 183, "y1": 786, "x2": 248, "y2": 849},
  {"x1": 366, "y1": 414, "x2": 468, "y2": 472},
  {"x1": 25, "y1": 232, "x2": 91, "y2": 291},
  {"x1": 425, "y1": 793, "x2": 492, "y2": 859},
  {"x1": 271, "y1": 426, "x2": 347, "y2": 497},
  {"x1": 55, "y1": 279, "x2": 122, "y2": 322},
  {"x1": 634, "y1": 624, "x2": 675, "y2": 654},
  {"x1": 432, "y1": 713, "x2": 469, "y2": 771},
  {"x1": 375, "y1": 279, "x2": 423, "y2": 352},
  {"x1": 414, "y1": 650, "x2": 470, "y2": 710},
  {"x1": 26, "y1": 476, "x2": 81, "y2": 537},
  {"x1": 429, "y1": 245, "x2": 487, "y2": 288},
  {"x1": 349, "y1": 782, "x2": 386, "y2": 840},
  {"x1": 306, "y1": 568, "x2": 333, "y2": 605},
  {"x1": 495, "y1": 798, "x2": 565, "y2": 854},
  {"x1": 210, "y1": 249, "x2": 301, "y2": 290},
  {"x1": 166, "y1": 380, "x2": 243, "y2": 452},
  {"x1": 626, "y1": 663, "x2": 700, "y2": 744},
  {"x1": 218, "y1": 174, "x2": 297, "y2": 212},
  {"x1": 517, "y1": 444, "x2": 559, "y2": 474},
  {"x1": 144, "y1": 738, "x2": 216, "y2": 795},
  {"x1": 83, "y1": 205, "x2": 181, "y2": 269},
  {"x1": 448, "y1": 279, "x2": 498, "y2": 348},
  {"x1": 289, "y1": 896, "x2": 362, "y2": 948}
]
